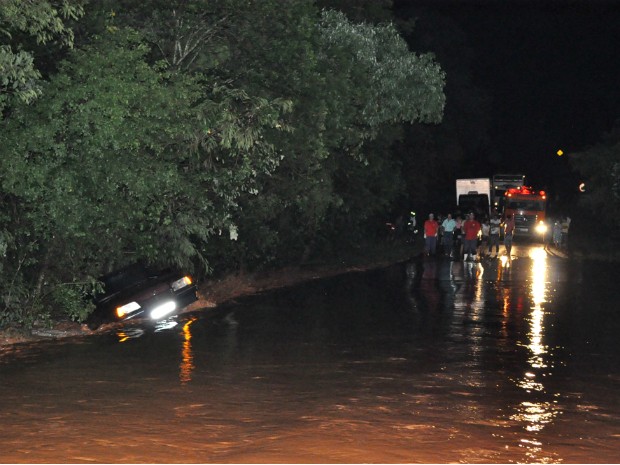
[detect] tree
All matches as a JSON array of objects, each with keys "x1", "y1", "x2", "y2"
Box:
[
  {"x1": 0, "y1": 0, "x2": 84, "y2": 114},
  {"x1": 570, "y1": 123, "x2": 620, "y2": 227},
  {"x1": 205, "y1": 6, "x2": 446, "y2": 266}
]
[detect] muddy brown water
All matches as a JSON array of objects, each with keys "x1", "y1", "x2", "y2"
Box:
[{"x1": 0, "y1": 244, "x2": 618, "y2": 463}]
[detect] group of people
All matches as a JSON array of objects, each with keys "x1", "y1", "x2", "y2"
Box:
[{"x1": 423, "y1": 211, "x2": 516, "y2": 261}]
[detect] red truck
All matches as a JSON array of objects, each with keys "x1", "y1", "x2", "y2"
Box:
[{"x1": 503, "y1": 186, "x2": 548, "y2": 237}]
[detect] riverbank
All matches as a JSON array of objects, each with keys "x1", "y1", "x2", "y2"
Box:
[{"x1": 0, "y1": 240, "x2": 423, "y2": 347}]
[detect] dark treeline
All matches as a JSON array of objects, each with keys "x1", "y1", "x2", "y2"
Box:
[{"x1": 0, "y1": 0, "x2": 608, "y2": 328}]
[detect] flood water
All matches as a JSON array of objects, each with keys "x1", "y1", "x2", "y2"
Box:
[{"x1": 0, "y1": 243, "x2": 619, "y2": 463}]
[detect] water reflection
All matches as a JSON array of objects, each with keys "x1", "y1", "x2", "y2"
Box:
[
  {"x1": 520, "y1": 246, "x2": 549, "y2": 387},
  {"x1": 510, "y1": 245, "x2": 561, "y2": 462},
  {"x1": 154, "y1": 319, "x2": 178, "y2": 332},
  {"x1": 179, "y1": 317, "x2": 196, "y2": 383},
  {"x1": 116, "y1": 327, "x2": 145, "y2": 342},
  {"x1": 408, "y1": 249, "x2": 565, "y2": 462}
]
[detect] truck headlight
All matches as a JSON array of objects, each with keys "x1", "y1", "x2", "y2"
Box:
[
  {"x1": 116, "y1": 301, "x2": 141, "y2": 318},
  {"x1": 535, "y1": 222, "x2": 548, "y2": 234},
  {"x1": 171, "y1": 276, "x2": 192, "y2": 291}
]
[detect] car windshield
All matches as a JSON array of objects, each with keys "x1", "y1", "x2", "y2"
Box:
[
  {"x1": 102, "y1": 265, "x2": 150, "y2": 294},
  {"x1": 506, "y1": 200, "x2": 545, "y2": 211}
]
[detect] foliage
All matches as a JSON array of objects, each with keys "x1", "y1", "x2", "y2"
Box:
[
  {"x1": 570, "y1": 123, "x2": 620, "y2": 227},
  {"x1": 0, "y1": 26, "x2": 290, "y2": 324},
  {"x1": 225, "y1": 7, "x2": 445, "y2": 266},
  {"x1": 48, "y1": 281, "x2": 98, "y2": 323},
  {"x1": 319, "y1": 10, "x2": 445, "y2": 129},
  {"x1": 0, "y1": 0, "x2": 84, "y2": 113}
]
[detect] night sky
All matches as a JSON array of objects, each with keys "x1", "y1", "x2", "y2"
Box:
[{"x1": 395, "y1": 0, "x2": 620, "y2": 201}]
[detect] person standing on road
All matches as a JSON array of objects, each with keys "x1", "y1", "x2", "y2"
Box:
[
  {"x1": 552, "y1": 218, "x2": 562, "y2": 248},
  {"x1": 561, "y1": 216, "x2": 571, "y2": 249},
  {"x1": 463, "y1": 212, "x2": 481, "y2": 261},
  {"x1": 441, "y1": 213, "x2": 456, "y2": 258},
  {"x1": 504, "y1": 213, "x2": 515, "y2": 257},
  {"x1": 424, "y1": 213, "x2": 439, "y2": 256},
  {"x1": 488, "y1": 213, "x2": 501, "y2": 256},
  {"x1": 436, "y1": 214, "x2": 445, "y2": 254},
  {"x1": 454, "y1": 215, "x2": 464, "y2": 259},
  {"x1": 479, "y1": 217, "x2": 490, "y2": 258}
]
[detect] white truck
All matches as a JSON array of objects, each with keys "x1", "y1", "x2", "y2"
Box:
[
  {"x1": 491, "y1": 174, "x2": 525, "y2": 211},
  {"x1": 456, "y1": 178, "x2": 491, "y2": 216}
]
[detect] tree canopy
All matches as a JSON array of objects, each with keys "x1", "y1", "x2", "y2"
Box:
[{"x1": 0, "y1": 0, "x2": 84, "y2": 114}]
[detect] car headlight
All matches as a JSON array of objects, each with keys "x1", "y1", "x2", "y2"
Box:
[
  {"x1": 150, "y1": 301, "x2": 177, "y2": 319},
  {"x1": 171, "y1": 276, "x2": 192, "y2": 291},
  {"x1": 535, "y1": 222, "x2": 548, "y2": 234},
  {"x1": 116, "y1": 301, "x2": 141, "y2": 318}
]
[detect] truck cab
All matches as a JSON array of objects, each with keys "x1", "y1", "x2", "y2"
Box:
[{"x1": 503, "y1": 187, "x2": 548, "y2": 237}]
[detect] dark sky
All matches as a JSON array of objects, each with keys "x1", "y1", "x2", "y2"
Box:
[
  {"x1": 462, "y1": 2, "x2": 620, "y2": 153},
  {"x1": 395, "y1": 0, "x2": 620, "y2": 196}
]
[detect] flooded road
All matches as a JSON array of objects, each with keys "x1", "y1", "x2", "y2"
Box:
[{"x1": 1, "y1": 243, "x2": 619, "y2": 463}]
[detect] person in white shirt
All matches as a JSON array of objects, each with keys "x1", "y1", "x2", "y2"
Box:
[
  {"x1": 441, "y1": 213, "x2": 456, "y2": 258},
  {"x1": 488, "y1": 213, "x2": 501, "y2": 256}
]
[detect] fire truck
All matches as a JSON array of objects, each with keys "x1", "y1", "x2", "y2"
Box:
[{"x1": 503, "y1": 186, "x2": 548, "y2": 237}]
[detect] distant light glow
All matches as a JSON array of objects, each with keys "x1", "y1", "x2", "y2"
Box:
[
  {"x1": 557, "y1": 149, "x2": 564, "y2": 156},
  {"x1": 579, "y1": 182, "x2": 586, "y2": 192}
]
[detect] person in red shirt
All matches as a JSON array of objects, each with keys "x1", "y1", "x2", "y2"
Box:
[
  {"x1": 424, "y1": 213, "x2": 439, "y2": 256},
  {"x1": 462, "y1": 212, "x2": 481, "y2": 261}
]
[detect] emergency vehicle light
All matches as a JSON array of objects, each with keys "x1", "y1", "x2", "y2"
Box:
[{"x1": 505, "y1": 186, "x2": 545, "y2": 198}]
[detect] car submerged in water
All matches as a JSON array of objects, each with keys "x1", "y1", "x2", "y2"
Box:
[{"x1": 86, "y1": 262, "x2": 198, "y2": 330}]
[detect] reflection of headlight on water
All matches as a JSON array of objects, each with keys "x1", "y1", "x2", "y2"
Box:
[
  {"x1": 511, "y1": 401, "x2": 558, "y2": 432},
  {"x1": 529, "y1": 246, "x2": 547, "y2": 261},
  {"x1": 529, "y1": 247, "x2": 547, "y2": 305},
  {"x1": 154, "y1": 319, "x2": 179, "y2": 332},
  {"x1": 535, "y1": 222, "x2": 547, "y2": 234},
  {"x1": 116, "y1": 327, "x2": 145, "y2": 343}
]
